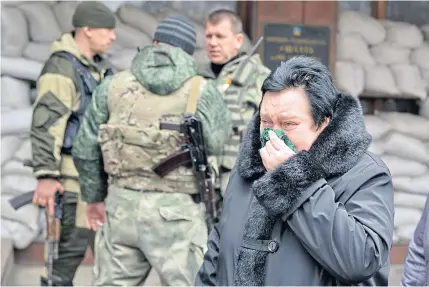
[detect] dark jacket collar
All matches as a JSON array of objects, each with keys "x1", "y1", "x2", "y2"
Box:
[{"x1": 237, "y1": 92, "x2": 371, "y2": 184}]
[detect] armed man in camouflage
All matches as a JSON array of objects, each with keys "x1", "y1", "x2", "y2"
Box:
[
  {"x1": 199, "y1": 9, "x2": 271, "y2": 196},
  {"x1": 30, "y1": 1, "x2": 116, "y2": 285},
  {"x1": 72, "y1": 16, "x2": 232, "y2": 286}
]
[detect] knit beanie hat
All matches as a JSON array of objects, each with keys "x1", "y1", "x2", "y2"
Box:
[
  {"x1": 72, "y1": 1, "x2": 116, "y2": 29},
  {"x1": 153, "y1": 16, "x2": 196, "y2": 55}
]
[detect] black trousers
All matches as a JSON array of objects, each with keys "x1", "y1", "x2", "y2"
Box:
[{"x1": 40, "y1": 192, "x2": 95, "y2": 286}]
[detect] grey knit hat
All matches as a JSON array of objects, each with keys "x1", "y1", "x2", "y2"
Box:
[
  {"x1": 153, "y1": 16, "x2": 196, "y2": 55},
  {"x1": 72, "y1": 1, "x2": 116, "y2": 29}
]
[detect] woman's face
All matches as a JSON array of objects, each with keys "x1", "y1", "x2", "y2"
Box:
[{"x1": 259, "y1": 87, "x2": 328, "y2": 152}]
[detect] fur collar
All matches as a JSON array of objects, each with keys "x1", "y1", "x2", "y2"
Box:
[{"x1": 234, "y1": 92, "x2": 371, "y2": 286}]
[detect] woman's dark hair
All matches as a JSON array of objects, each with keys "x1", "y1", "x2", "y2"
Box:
[{"x1": 261, "y1": 56, "x2": 338, "y2": 128}]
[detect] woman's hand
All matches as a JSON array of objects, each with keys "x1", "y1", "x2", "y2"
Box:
[{"x1": 260, "y1": 130, "x2": 295, "y2": 171}]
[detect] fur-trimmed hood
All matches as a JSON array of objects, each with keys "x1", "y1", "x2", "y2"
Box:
[{"x1": 234, "y1": 92, "x2": 372, "y2": 286}]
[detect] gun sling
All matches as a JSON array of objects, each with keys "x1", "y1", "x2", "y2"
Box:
[{"x1": 152, "y1": 76, "x2": 202, "y2": 176}]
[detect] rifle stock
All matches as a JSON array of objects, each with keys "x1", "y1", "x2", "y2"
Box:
[{"x1": 9, "y1": 191, "x2": 35, "y2": 210}]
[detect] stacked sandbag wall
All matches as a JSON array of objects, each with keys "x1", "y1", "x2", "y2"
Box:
[{"x1": 365, "y1": 112, "x2": 429, "y2": 243}]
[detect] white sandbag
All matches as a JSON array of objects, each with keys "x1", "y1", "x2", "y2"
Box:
[
  {"x1": 385, "y1": 22, "x2": 424, "y2": 49},
  {"x1": 364, "y1": 65, "x2": 399, "y2": 96},
  {"x1": 380, "y1": 155, "x2": 428, "y2": 177},
  {"x1": 420, "y1": 97, "x2": 429, "y2": 119},
  {"x1": 370, "y1": 43, "x2": 410, "y2": 65},
  {"x1": 106, "y1": 41, "x2": 124, "y2": 57},
  {"x1": 363, "y1": 115, "x2": 391, "y2": 140},
  {"x1": 1, "y1": 195, "x2": 40, "y2": 249},
  {"x1": 394, "y1": 191, "x2": 427, "y2": 210},
  {"x1": 110, "y1": 49, "x2": 137, "y2": 71},
  {"x1": 378, "y1": 111, "x2": 429, "y2": 141},
  {"x1": 1, "y1": 76, "x2": 31, "y2": 109},
  {"x1": 14, "y1": 138, "x2": 33, "y2": 162},
  {"x1": 410, "y1": 44, "x2": 429, "y2": 70},
  {"x1": 1, "y1": 108, "x2": 33, "y2": 136},
  {"x1": 390, "y1": 64, "x2": 427, "y2": 100},
  {"x1": 19, "y1": 3, "x2": 62, "y2": 43},
  {"x1": 1, "y1": 136, "x2": 23, "y2": 165},
  {"x1": 2, "y1": 160, "x2": 33, "y2": 177},
  {"x1": 422, "y1": 25, "x2": 429, "y2": 42},
  {"x1": 334, "y1": 61, "x2": 364, "y2": 96},
  {"x1": 338, "y1": 11, "x2": 386, "y2": 45},
  {"x1": 396, "y1": 225, "x2": 419, "y2": 242},
  {"x1": 1, "y1": 57, "x2": 43, "y2": 81},
  {"x1": 117, "y1": 4, "x2": 159, "y2": 38},
  {"x1": 394, "y1": 207, "x2": 422, "y2": 227},
  {"x1": 1, "y1": 174, "x2": 38, "y2": 196},
  {"x1": 0, "y1": 218, "x2": 39, "y2": 250},
  {"x1": 368, "y1": 140, "x2": 384, "y2": 155},
  {"x1": 382, "y1": 132, "x2": 429, "y2": 164},
  {"x1": 52, "y1": 1, "x2": 78, "y2": 33},
  {"x1": 194, "y1": 48, "x2": 210, "y2": 67},
  {"x1": 155, "y1": 8, "x2": 205, "y2": 49},
  {"x1": 23, "y1": 42, "x2": 51, "y2": 63},
  {"x1": 337, "y1": 34, "x2": 375, "y2": 66},
  {"x1": 115, "y1": 21, "x2": 152, "y2": 49},
  {"x1": 393, "y1": 174, "x2": 429, "y2": 194},
  {"x1": 1, "y1": 7, "x2": 29, "y2": 57}
]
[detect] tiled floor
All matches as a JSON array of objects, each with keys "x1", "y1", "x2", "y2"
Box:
[{"x1": 10, "y1": 264, "x2": 404, "y2": 286}]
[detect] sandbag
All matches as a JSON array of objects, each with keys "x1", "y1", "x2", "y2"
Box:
[
  {"x1": 106, "y1": 41, "x2": 124, "y2": 57},
  {"x1": 378, "y1": 111, "x2": 429, "y2": 141},
  {"x1": 13, "y1": 138, "x2": 32, "y2": 162},
  {"x1": 1, "y1": 136, "x2": 23, "y2": 165},
  {"x1": 117, "y1": 4, "x2": 159, "y2": 38},
  {"x1": 363, "y1": 115, "x2": 391, "y2": 140},
  {"x1": 393, "y1": 174, "x2": 429, "y2": 194},
  {"x1": 338, "y1": 11, "x2": 386, "y2": 45},
  {"x1": 23, "y1": 42, "x2": 51, "y2": 63},
  {"x1": 1, "y1": 174, "x2": 37, "y2": 196},
  {"x1": 368, "y1": 140, "x2": 384, "y2": 155},
  {"x1": 1, "y1": 7, "x2": 29, "y2": 57},
  {"x1": 390, "y1": 64, "x2": 427, "y2": 100},
  {"x1": 115, "y1": 21, "x2": 152, "y2": 49},
  {"x1": 394, "y1": 207, "x2": 422, "y2": 227},
  {"x1": 334, "y1": 61, "x2": 364, "y2": 96},
  {"x1": 364, "y1": 65, "x2": 399, "y2": 96},
  {"x1": 1, "y1": 76, "x2": 31, "y2": 109},
  {"x1": 1, "y1": 57, "x2": 43, "y2": 81},
  {"x1": 380, "y1": 155, "x2": 428, "y2": 177},
  {"x1": 396, "y1": 225, "x2": 419, "y2": 242},
  {"x1": 1, "y1": 218, "x2": 40, "y2": 249},
  {"x1": 394, "y1": 191, "x2": 427, "y2": 210},
  {"x1": 52, "y1": 1, "x2": 78, "y2": 33},
  {"x1": 1, "y1": 108, "x2": 33, "y2": 136},
  {"x1": 382, "y1": 132, "x2": 429, "y2": 164},
  {"x1": 19, "y1": 3, "x2": 62, "y2": 43},
  {"x1": 110, "y1": 49, "x2": 137, "y2": 71},
  {"x1": 370, "y1": 43, "x2": 410, "y2": 65},
  {"x1": 410, "y1": 44, "x2": 429, "y2": 70},
  {"x1": 2, "y1": 160, "x2": 33, "y2": 177},
  {"x1": 337, "y1": 34, "x2": 375, "y2": 66},
  {"x1": 385, "y1": 22, "x2": 424, "y2": 49},
  {"x1": 420, "y1": 97, "x2": 429, "y2": 119},
  {"x1": 30, "y1": 88, "x2": 37, "y2": 104},
  {"x1": 194, "y1": 48, "x2": 210, "y2": 67}
]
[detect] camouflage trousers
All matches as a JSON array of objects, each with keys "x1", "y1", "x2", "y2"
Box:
[
  {"x1": 40, "y1": 191, "x2": 95, "y2": 286},
  {"x1": 92, "y1": 185, "x2": 208, "y2": 286}
]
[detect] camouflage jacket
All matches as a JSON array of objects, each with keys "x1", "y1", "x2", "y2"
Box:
[
  {"x1": 72, "y1": 44, "x2": 232, "y2": 203},
  {"x1": 30, "y1": 32, "x2": 112, "y2": 192},
  {"x1": 199, "y1": 52, "x2": 271, "y2": 170}
]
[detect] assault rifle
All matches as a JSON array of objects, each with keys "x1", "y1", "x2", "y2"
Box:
[
  {"x1": 152, "y1": 113, "x2": 219, "y2": 233},
  {"x1": 8, "y1": 159, "x2": 63, "y2": 287}
]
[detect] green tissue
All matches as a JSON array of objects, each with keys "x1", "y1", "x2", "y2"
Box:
[{"x1": 260, "y1": 127, "x2": 297, "y2": 152}]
